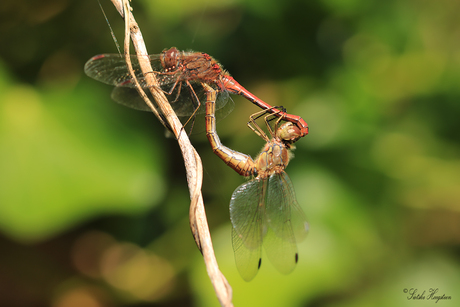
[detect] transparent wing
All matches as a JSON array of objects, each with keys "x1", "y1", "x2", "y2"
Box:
[
  {"x1": 229, "y1": 178, "x2": 266, "y2": 281},
  {"x1": 84, "y1": 54, "x2": 164, "y2": 87},
  {"x1": 263, "y1": 172, "x2": 309, "y2": 275},
  {"x1": 109, "y1": 84, "x2": 232, "y2": 117},
  {"x1": 84, "y1": 54, "x2": 233, "y2": 118}
]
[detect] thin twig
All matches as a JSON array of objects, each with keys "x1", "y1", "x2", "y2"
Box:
[{"x1": 108, "y1": 1, "x2": 233, "y2": 306}]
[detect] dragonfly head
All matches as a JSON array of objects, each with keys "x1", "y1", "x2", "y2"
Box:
[
  {"x1": 161, "y1": 47, "x2": 181, "y2": 72},
  {"x1": 276, "y1": 122, "x2": 302, "y2": 144}
]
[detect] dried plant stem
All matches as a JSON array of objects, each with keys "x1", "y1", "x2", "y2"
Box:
[{"x1": 108, "y1": 1, "x2": 233, "y2": 306}]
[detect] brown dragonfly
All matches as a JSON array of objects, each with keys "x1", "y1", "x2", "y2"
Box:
[{"x1": 202, "y1": 83, "x2": 309, "y2": 281}]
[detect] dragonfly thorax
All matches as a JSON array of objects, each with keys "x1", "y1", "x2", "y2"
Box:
[
  {"x1": 254, "y1": 139, "x2": 290, "y2": 179},
  {"x1": 160, "y1": 47, "x2": 224, "y2": 85}
]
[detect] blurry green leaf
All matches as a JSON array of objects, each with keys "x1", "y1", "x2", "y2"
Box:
[{"x1": 0, "y1": 78, "x2": 165, "y2": 242}]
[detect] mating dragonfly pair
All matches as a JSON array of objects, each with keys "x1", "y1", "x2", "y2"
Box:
[{"x1": 84, "y1": 47, "x2": 309, "y2": 281}]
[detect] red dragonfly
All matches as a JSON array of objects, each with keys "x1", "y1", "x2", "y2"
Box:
[
  {"x1": 84, "y1": 47, "x2": 309, "y2": 137},
  {"x1": 203, "y1": 83, "x2": 309, "y2": 281}
]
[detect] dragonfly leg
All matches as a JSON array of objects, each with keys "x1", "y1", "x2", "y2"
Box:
[
  {"x1": 247, "y1": 106, "x2": 286, "y2": 141},
  {"x1": 177, "y1": 80, "x2": 204, "y2": 135},
  {"x1": 263, "y1": 108, "x2": 286, "y2": 137},
  {"x1": 203, "y1": 83, "x2": 256, "y2": 177},
  {"x1": 152, "y1": 69, "x2": 185, "y2": 102},
  {"x1": 161, "y1": 76, "x2": 181, "y2": 99},
  {"x1": 247, "y1": 111, "x2": 269, "y2": 142},
  {"x1": 171, "y1": 81, "x2": 182, "y2": 102}
]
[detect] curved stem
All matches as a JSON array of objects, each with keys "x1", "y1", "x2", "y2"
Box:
[{"x1": 109, "y1": 1, "x2": 233, "y2": 306}]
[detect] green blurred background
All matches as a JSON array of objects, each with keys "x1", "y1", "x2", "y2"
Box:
[{"x1": 1, "y1": 0, "x2": 459, "y2": 306}]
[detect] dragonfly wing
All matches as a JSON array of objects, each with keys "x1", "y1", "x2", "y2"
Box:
[
  {"x1": 215, "y1": 91, "x2": 234, "y2": 120},
  {"x1": 84, "y1": 54, "x2": 163, "y2": 87},
  {"x1": 110, "y1": 80, "x2": 231, "y2": 115},
  {"x1": 263, "y1": 172, "x2": 309, "y2": 275},
  {"x1": 230, "y1": 178, "x2": 265, "y2": 281},
  {"x1": 110, "y1": 83, "x2": 201, "y2": 115},
  {"x1": 85, "y1": 54, "x2": 234, "y2": 119},
  {"x1": 110, "y1": 87, "x2": 157, "y2": 111},
  {"x1": 109, "y1": 82, "x2": 204, "y2": 115},
  {"x1": 169, "y1": 83, "x2": 232, "y2": 117},
  {"x1": 277, "y1": 172, "x2": 309, "y2": 243},
  {"x1": 231, "y1": 228, "x2": 261, "y2": 282}
]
